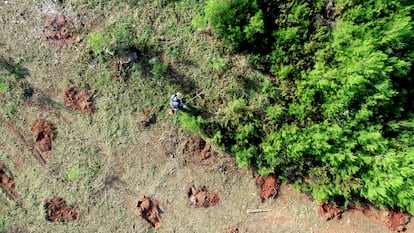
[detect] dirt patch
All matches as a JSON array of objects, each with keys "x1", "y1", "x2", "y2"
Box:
[
  {"x1": 0, "y1": 164, "x2": 15, "y2": 193},
  {"x1": 63, "y1": 86, "x2": 95, "y2": 115},
  {"x1": 349, "y1": 204, "x2": 382, "y2": 221},
  {"x1": 255, "y1": 175, "x2": 281, "y2": 202},
  {"x1": 187, "y1": 185, "x2": 220, "y2": 207},
  {"x1": 136, "y1": 195, "x2": 162, "y2": 229},
  {"x1": 184, "y1": 135, "x2": 212, "y2": 159},
  {"x1": 386, "y1": 209, "x2": 411, "y2": 232},
  {"x1": 31, "y1": 119, "x2": 55, "y2": 155},
  {"x1": 44, "y1": 197, "x2": 79, "y2": 222},
  {"x1": 0, "y1": 164, "x2": 19, "y2": 202},
  {"x1": 43, "y1": 14, "x2": 78, "y2": 45},
  {"x1": 318, "y1": 201, "x2": 344, "y2": 221},
  {"x1": 138, "y1": 107, "x2": 156, "y2": 131},
  {"x1": 348, "y1": 204, "x2": 413, "y2": 232}
]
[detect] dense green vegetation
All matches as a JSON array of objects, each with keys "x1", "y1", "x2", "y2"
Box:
[{"x1": 189, "y1": 0, "x2": 414, "y2": 213}]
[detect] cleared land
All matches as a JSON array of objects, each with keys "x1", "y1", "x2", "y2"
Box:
[{"x1": 0, "y1": 1, "x2": 411, "y2": 232}]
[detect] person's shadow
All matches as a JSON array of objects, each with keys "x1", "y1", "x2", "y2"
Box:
[{"x1": 180, "y1": 103, "x2": 215, "y2": 120}]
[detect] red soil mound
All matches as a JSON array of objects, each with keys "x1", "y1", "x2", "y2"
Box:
[
  {"x1": 44, "y1": 197, "x2": 79, "y2": 222},
  {"x1": 255, "y1": 175, "x2": 281, "y2": 202},
  {"x1": 63, "y1": 86, "x2": 95, "y2": 115},
  {"x1": 31, "y1": 119, "x2": 55, "y2": 155},
  {"x1": 188, "y1": 185, "x2": 220, "y2": 207},
  {"x1": 318, "y1": 201, "x2": 344, "y2": 221},
  {"x1": 43, "y1": 14, "x2": 78, "y2": 45},
  {"x1": 184, "y1": 135, "x2": 211, "y2": 159},
  {"x1": 0, "y1": 164, "x2": 16, "y2": 197},
  {"x1": 137, "y1": 195, "x2": 162, "y2": 229},
  {"x1": 386, "y1": 209, "x2": 411, "y2": 232}
]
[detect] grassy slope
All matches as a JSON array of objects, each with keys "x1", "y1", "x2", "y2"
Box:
[{"x1": 0, "y1": 1, "x2": 400, "y2": 232}]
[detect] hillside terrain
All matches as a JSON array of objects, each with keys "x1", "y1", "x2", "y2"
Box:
[{"x1": 0, "y1": 1, "x2": 413, "y2": 232}]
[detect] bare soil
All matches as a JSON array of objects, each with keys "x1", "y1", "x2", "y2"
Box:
[
  {"x1": 136, "y1": 195, "x2": 162, "y2": 229},
  {"x1": 386, "y1": 209, "x2": 411, "y2": 232},
  {"x1": 43, "y1": 14, "x2": 78, "y2": 45},
  {"x1": 187, "y1": 185, "x2": 220, "y2": 208},
  {"x1": 0, "y1": 164, "x2": 15, "y2": 192},
  {"x1": 63, "y1": 86, "x2": 95, "y2": 115},
  {"x1": 255, "y1": 175, "x2": 281, "y2": 202},
  {"x1": 0, "y1": 164, "x2": 17, "y2": 201},
  {"x1": 319, "y1": 201, "x2": 344, "y2": 221},
  {"x1": 320, "y1": 202, "x2": 413, "y2": 232},
  {"x1": 31, "y1": 119, "x2": 55, "y2": 156},
  {"x1": 44, "y1": 197, "x2": 79, "y2": 222},
  {"x1": 184, "y1": 135, "x2": 212, "y2": 159}
]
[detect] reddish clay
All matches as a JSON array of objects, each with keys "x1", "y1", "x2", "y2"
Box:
[
  {"x1": 43, "y1": 14, "x2": 77, "y2": 45},
  {"x1": 318, "y1": 201, "x2": 344, "y2": 221},
  {"x1": 200, "y1": 141, "x2": 212, "y2": 159},
  {"x1": 0, "y1": 164, "x2": 15, "y2": 195},
  {"x1": 63, "y1": 86, "x2": 95, "y2": 115},
  {"x1": 255, "y1": 175, "x2": 281, "y2": 202},
  {"x1": 44, "y1": 197, "x2": 79, "y2": 222},
  {"x1": 31, "y1": 119, "x2": 55, "y2": 155},
  {"x1": 184, "y1": 135, "x2": 211, "y2": 159},
  {"x1": 137, "y1": 195, "x2": 161, "y2": 229},
  {"x1": 188, "y1": 185, "x2": 220, "y2": 207},
  {"x1": 386, "y1": 209, "x2": 411, "y2": 232}
]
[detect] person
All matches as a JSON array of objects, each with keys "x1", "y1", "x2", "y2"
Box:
[
  {"x1": 169, "y1": 92, "x2": 187, "y2": 115},
  {"x1": 170, "y1": 93, "x2": 182, "y2": 110}
]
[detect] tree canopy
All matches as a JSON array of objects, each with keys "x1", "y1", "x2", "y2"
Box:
[{"x1": 185, "y1": 0, "x2": 414, "y2": 213}]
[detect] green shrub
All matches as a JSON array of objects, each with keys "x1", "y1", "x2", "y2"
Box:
[
  {"x1": 205, "y1": 0, "x2": 263, "y2": 47},
  {"x1": 0, "y1": 220, "x2": 4, "y2": 232},
  {"x1": 68, "y1": 165, "x2": 85, "y2": 181},
  {"x1": 192, "y1": 14, "x2": 207, "y2": 29},
  {"x1": 107, "y1": 21, "x2": 136, "y2": 51},
  {"x1": 228, "y1": 98, "x2": 246, "y2": 113},
  {"x1": 177, "y1": 112, "x2": 206, "y2": 133},
  {"x1": 148, "y1": 57, "x2": 168, "y2": 79},
  {"x1": 87, "y1": 20, "x2": 136, "y2": 57},
  {"x1": 86, "y1": 32, "x2": 110, "y2": 56},
  {"x1": 200, "y1": 0, "x2": 414, "y2": 214},
  {"x1": 211, "y1": 57, "x2": 227, "y2": 72},
  {"x1": 9, "y1": 63, "x2": 27, "y2": 79}
]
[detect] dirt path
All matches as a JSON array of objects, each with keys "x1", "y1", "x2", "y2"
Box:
[{"x1": 226, "y1": 185, "x2": 412, "y2": 233}]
